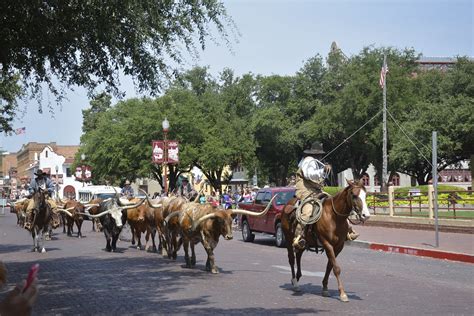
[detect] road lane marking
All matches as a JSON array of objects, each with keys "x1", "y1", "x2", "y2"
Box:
[{"x1": 272, "y1": 265, "x2": 325, "y2": 277}]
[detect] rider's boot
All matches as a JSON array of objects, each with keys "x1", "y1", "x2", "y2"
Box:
[
  {"x1": 346, "y1": 226, "x2": 360, "y2": 241},
  {"x1": 292, "y1": 223, "x2": 306, "y2": 250}
]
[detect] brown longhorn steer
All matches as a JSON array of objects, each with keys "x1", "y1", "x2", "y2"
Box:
[
  {"x1": 170, "y1": 196, "x2": 276, "y2": 274},
  {"x1": 161, "y1": 196, "x2": 187, "y2": 260},
  {"x1": 61, "y1": 200, "x2": 87, "y2": 238},
  {"x1": 126, "y1": 197, "x2": 160, "y2": 252}
]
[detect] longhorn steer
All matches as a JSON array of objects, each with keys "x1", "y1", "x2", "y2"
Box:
[
  {"x1": 161, "y1": 196, "x2": 187, "y2": 259},
  {"x1": 171, "y1": 196, "x2": 276, "y2": 273},
  {"x1": 78, "y1": 196, "x2": 145, "y2": 252},
  {"x1": 127, "y1": 198, "x2": 160, "y2": 251},
  {"x1": 60, "y1": 200, "x2": 86, "y2": 238},
  {"x1": 13, "y1": 199, "x2": 29, "y2": 227}
]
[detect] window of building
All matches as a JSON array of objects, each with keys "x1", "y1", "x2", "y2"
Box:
[
  {"x1": 390, "y1": 173, "x2": 400, "y2": 186},
  {"x1": 66, "y1": 167, "x2": 72, "y2": 177},
  {"x1": 361, "y1": 173, "x2": 370, "y2": 186},
  {"x1": 45, "y1": 151, "x2": 48, "y2": 158},
  {"x1": 374, "y1": 176, "x2": 380, "y2": 187}
]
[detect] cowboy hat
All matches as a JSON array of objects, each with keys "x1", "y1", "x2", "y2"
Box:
[
  {"x1": 34, "y1": 169, "x2": 46, "y2": 176},
  {"x1": 303, "y1": 142, "x2": 326, "y2": 155},
  {"x1": 125, "y1": 180, "x2": 131, "y2": 185}
]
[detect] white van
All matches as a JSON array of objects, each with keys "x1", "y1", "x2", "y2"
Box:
[{"x1": 77, "y1": 185, "x2": 121, "y2": 202}]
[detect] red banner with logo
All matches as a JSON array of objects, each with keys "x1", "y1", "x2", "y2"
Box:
[
  {"x1": 75, "y1": 166, "x2": 92, "y2": 181},
  {"x1": 152, "y1": 140, "x2": 179, "y2": 164}
]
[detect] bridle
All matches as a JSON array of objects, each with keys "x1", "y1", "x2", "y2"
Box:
[{"x1": 331, "y1": 185, "x2": 364, "y2": 224}]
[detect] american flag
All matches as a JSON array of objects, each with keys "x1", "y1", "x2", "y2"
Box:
[
  {"x1": 14, "y1": 127, "x2": 26, "y2": 135},
  {"x1": 379, "y1": 62, "x2": 389, "y2": 89}
]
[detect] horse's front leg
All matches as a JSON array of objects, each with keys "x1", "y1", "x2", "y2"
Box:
[
  {"x1": 32, "y1": 228, "x2": 38, "y2": 252},
  {"x1": 286, "y1": 243, "x2": 299, "y2": 291},
  {"x1": 295, "y1": 249, "x2": 304, "y2": 282},
  {"x1": 323, "y1": 241, "x2": 347, "y2": 302},
  {"x1": 40, "y1": 227, "x2": 47, "y2": 253},
  {"x1": 322, "y1": 260, "x2": 333, "y2": 297}
]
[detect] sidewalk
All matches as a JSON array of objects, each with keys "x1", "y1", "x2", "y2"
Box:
[{"x1": 349, "y1": 224, "x2": 474, "y2": 264}]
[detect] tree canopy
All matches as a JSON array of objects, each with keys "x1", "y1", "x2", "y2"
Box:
[
  {"x1": 0, "y1": 0, "x2": 233, "y2": 133},
  {"x1": 80, "y1": 48, "x2": 473, "y2": 188}
]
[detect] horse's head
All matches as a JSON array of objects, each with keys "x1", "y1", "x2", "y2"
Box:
[{"x1": 346, "y1": 179, "x2": 370, "y2": 222}]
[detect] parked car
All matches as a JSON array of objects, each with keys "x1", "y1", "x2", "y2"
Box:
[{"x1": 238, "y1": 187, "x2": 295, "y2": 247}]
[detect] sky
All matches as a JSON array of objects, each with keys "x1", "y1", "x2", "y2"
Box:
[{"x1": 2, "y1": 0, "x2": 472, "y2": 153}]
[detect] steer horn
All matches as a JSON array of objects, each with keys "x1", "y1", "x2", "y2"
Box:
[
  {"x1": 120, "y1": 197, "x2": 146, "y2": 210},
  {"x1": 83, "y1": 204, "x2": 100, "y2": 213},
  {"x1": 76, "y1": 209, "x2": 111, "y2": 218},
  {"x1": 191, "y1": 212, "x2": 219, "y2": 231},
  {"x1": 232, "y1": 195, "x2": 277, "y2": 217},
  {"x1": 164, "y1": 211, "x2": 181, "y2": 226},
  {"x1": 58, "y1": 207, "x2": 75, "y2": 217},
  {"x1": 193, "y1": 186, "x2": 206, "y2": 203}
]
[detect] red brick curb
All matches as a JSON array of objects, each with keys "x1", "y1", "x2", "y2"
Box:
[{"x1": 349, "y1": 240, "x2": 474, "y2": 264}]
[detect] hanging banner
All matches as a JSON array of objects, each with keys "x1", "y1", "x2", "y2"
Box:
[
  {"x1": 152, "y1": 141, "x2": 164, "y2": 164},
  {"x1": 74, "y1": 166, "x2": 92, "y2": 181},
  {"x1": 152, "y1": 140, "x2": 179, "y2": 164},
  {"x1": 167, "y1": 141, "x2": 179, "y2": 164}
]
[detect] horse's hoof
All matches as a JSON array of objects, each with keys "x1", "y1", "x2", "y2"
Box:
[
  {"x1": 340, "y1": 293, "x2": 349, "y2": 302},
  {"x1": 291, "y1": 278, "x2": 300, "y2": 292},
  {"x1": 210, "y1": 268, "x2": 219, "y2": 274},
  {"x1": 322, "y1": 289, "x2": 330, "y2": 297},
  {"x1": 41, "y1": 248, "x2": 46, "y2": 253}
]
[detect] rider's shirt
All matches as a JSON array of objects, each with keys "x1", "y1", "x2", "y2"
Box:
[
  {"x1": 298, "y1": 156, "x2": 326, "y2": 183},
  {"x1": 29, "y1": 177, "x2": 54, "y2": 195}
]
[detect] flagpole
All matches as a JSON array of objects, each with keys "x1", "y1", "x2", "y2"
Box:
[{"x1": 382, "y1": 54, "x2": 388, "y2": 192}]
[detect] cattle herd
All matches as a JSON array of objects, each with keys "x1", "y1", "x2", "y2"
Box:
[{"x1": 10, "y1": 191, "x2": 274, "y2": 274}]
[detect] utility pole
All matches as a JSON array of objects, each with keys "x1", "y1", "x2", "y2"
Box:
[{"x1": 382, "y1": 54, "x2": 388, "y2": 192}]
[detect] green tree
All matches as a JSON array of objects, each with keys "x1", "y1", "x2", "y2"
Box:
[
  {"x1": 390, "y1": 59, "x2": 474, "y2": 184},
  {"x1": 81, "y1": 92, "x2": 112, "y2": 133},
  {"x1": 306, "y1": 47, "x2": 418, "y2": 182},
  {"x1": 0, "y1": 0, "x2": 233, "y2": 132},
  {"x1": 0, "y1": 73, "x2": 22, "y2": 133}
]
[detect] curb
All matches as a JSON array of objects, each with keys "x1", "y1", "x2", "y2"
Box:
[{"x1": 348, "y1": 240, "x2": 474, "y2": 264}]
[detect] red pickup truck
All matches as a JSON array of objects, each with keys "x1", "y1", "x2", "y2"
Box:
[{"x1": 238, "y1": 187, "x2": 296, "y2": 247}]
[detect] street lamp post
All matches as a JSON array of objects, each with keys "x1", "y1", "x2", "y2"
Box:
[
  {"x1": 81, "y1": 153, "x2": 86, "y2": 187},
  {"x1": 162, "y1": 118, "x2": 170, "y2": 194},
  {"x1": 55, "y1": 165, "x2": 59, "y2": 199}
]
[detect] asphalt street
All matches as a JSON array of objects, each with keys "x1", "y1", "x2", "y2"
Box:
[{"x1": 1, "y1": 211, "x2": 473, "y2": 315}]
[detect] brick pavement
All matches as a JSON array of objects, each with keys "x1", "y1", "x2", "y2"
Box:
[{"x1": 1, "y1": 210, "x2": 473, "y2": 315}]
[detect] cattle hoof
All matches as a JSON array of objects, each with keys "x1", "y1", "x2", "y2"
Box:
[
  {"x1": 41, "y1": 248, "x2": 46, "y2": 253},
  {"x1": 322, "y1": 288, "x2": 330, "y2": 297},
  {"x1": 340, "y1": 293, "x2": 349, "y2": 302}
]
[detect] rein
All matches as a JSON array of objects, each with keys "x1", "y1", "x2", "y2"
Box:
[
  {"x1": 330, "y1": 187, "x2": 363, "y2": 222},
  {"x1": 330, "y1": 196, "x2": 350, "y2": 218}
]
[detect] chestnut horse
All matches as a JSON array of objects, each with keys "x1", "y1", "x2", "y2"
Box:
[
  {"x1": 281, "y1": 179, "x2": 370, "y2": 302},
  {"x1": 30, "y1": 188, "x2": 52, "y2": 253}
]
